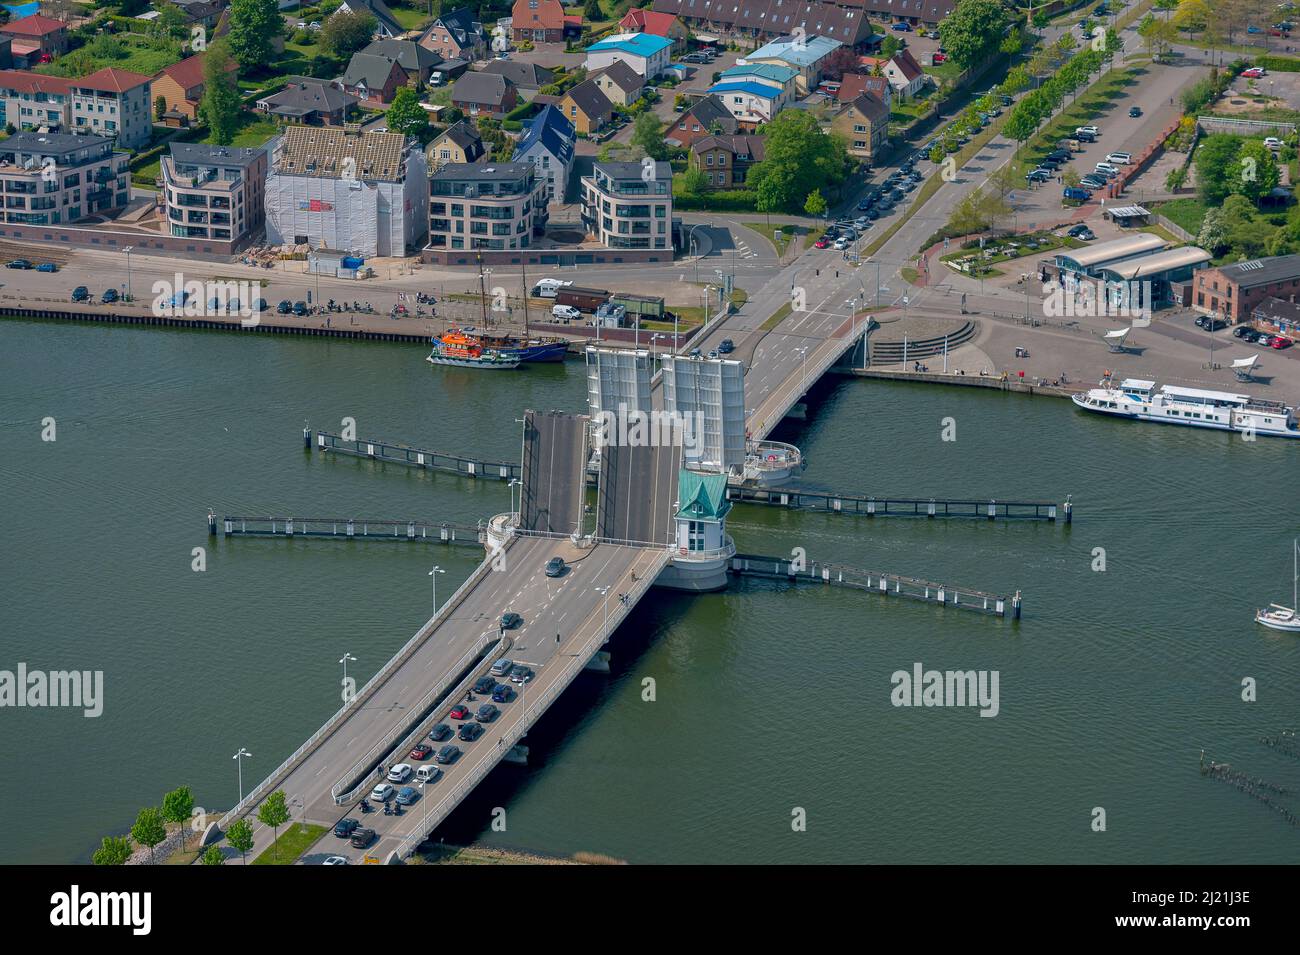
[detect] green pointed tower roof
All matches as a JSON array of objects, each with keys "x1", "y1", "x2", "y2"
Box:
[{"x1": 676, "y1": 469, "x2": 731, "y2": 521}]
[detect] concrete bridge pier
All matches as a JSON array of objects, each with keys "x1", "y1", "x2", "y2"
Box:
[
  {"x1": 503, "y1": 744, "x2": 530, "y2": 766},
  {"x1": 584, "y1": 650, "x2": 611, "y2": 673}
]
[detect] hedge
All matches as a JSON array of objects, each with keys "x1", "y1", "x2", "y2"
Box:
[
  {"x1": 673, "y1": 190, "x2": 758, "y2": 212},
  {"x1": 1256, "y1": 56, "x2": 1300, "y2": 72}
]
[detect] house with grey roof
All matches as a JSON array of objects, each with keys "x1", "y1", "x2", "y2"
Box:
[
  {"x1": 257, "y1": 80, "x2": 359, "y2": 126},
  {"x1": 338, "y1": 52, "x2": 407, "y2": 106},
  {"x1": 451, "y1": 70, "x2": 517, "y2": 116},
  {"x1": 480, "y1": 58, "x2": 556, "y2": 95},
  {"x1": 512, "y1": 104, "x2": 575, "y2": 201},
  {"x1": 360, "y1": 38, "x2": 443, "y2": 87}
]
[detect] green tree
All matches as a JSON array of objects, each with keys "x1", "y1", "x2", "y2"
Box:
[
  {"x1": 938, "y1": 0, "x2": 1010, "y2": 71},
  {"x1": 227, "y1": 0, "x2": 278, "y2": 70},
  {"x1": 1229, "y1": 140, "x2": 1280, "y2": 204},
  {"x1": 803, "y1": 189, "x2": 827, "y2": 218},
  {"x1": 1165, "y1": 165, "x2": 1187, "y2": 192},
  {"x1": 155, "y1": 94, "x2": 168, "y2": 120},
  {"x1": 1194, "y1": 133, "x2": 1244, "y2": 204},
  {"x1": 200, "y1": 845, "x2": 225, "y2": 865},
  {"x1": 161, "y1": 786, "x2": 196, "y2": 853},
  {"x1": 199, "y1": 39, "x2": 242, "y2": 146},
  {"x1": 748, "y1": 110, "x2": 849, "y2": 214},
  {"x1": 154, "y1": 0, "x2": 189, "y2": 37},
  {"x1": 256, "y1": 791, "x2": 291, "y2": 861},
  {"x1": 386, "y1": 87, "x2": 427, "y2": 137},
  {"x1": 131, "y1": 807, "x2": 167, "y2": 863},
  {"x1": 631, "y1": 112, "x2": 668, "y2": 161},
  {"x1": 1197, "y1": 206, "x2": 1226, "y2": 254},
  {"x1": 92, "y1": 835, "x2": 133, "y2": 866},
  {"x1": 583, "y1": 0, "x2": 602, "y2": 21},
  {"x1": 321, "y1": 9, "x2": 378, "y2": 60},
  {"x1": 226, "y1": 818, "x2": 255, "y2": 864},
  {"x1": 880, "y1": 35, "x2": 902, "y2": 59},
  {"x1": 680, "y1": 166, "x2": 709, "y2": 198}
]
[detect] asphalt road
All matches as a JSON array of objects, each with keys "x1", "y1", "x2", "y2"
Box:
[
  {"x1": 519, "y1": 410, "x2": 587, "y2": 536},
  {"x1": 596, "y1": 441, "x2": 682, "y2": 546}
]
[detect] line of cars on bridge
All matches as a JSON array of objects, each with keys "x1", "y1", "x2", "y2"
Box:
[
  {"x1": 814, "y1": 158, "x2": 927, "y2": 251},
  {"x1": 331, "y1": 649, "x2": 537, "y2": 854}
]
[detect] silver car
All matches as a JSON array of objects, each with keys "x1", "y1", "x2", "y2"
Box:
[{"x1": 490, "y1": 657, "x2": 514, "y2": 676}]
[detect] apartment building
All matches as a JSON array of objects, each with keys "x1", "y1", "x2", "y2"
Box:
[
  {"x1": 0, "y1": 131, "x2": 128, "y2": 225},
  {"x1": 0, "y1": 70, "x2": 72, "y2": 132},
  {"x1": 161, "y1": 142, "x2": 267, "y2": 243},
  {"x1": 70, "y1": 68, "x2": 153, "y2": 149},
  {"x1": 581, "y1": 159, "x2": 673, "y2": 254},
  {"x1": 425, "y1": 162, "x2": 549, "y2": 259}
]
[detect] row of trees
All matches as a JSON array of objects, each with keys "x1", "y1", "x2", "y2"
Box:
[
  {"x1": 92, "y1": 786, "x2": 292, "y2": 866},
  {"x1": 939, "y1": 0, "x2": 1015, "y2": 71},
  {"x1": 1002, "y1": 39, "x2": 1117, "y2": 152}
]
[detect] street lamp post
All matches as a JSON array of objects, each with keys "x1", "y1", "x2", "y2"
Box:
[
  {"x1": 428, "y1": 565, "x2": 445, "y2": 615},
  {"x1": 509, "y1": 478, "x2": 521, "y2": 517},
  {"x1": 232, "y1": 748, "x2": 252, "y2": 806},
  {"x1": 595, "y1": 585, "x2": 610, "y2": 641},
  {"x1": 339, "y1": 652, "x2": 356, "y2": 687},
  {"x1": 123, "y1": 247, "x2": 133, "y2": 302}
]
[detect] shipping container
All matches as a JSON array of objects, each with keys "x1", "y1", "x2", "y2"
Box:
[
  {"x1": 554, "y1": 286, "x2": 610, "y2": 312},
  {"x1": 611, "y1": 292, "x2": 665, "y2": 319}
]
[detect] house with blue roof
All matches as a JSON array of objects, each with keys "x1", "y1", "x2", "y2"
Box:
[
  {"x1": 512, "y1": 104, "x2": 576, "y2": 202},
  {"x1": 705, "y1": 81, "x2": 785, "y2": 126},
  {"x1": 585, "y1": 32, "x2": 674, "y2": 80},
  {"x1": 718, "y1": 63, "x2": 798, "y2": 101},
  {"x1": 743, "y1": 34, "x2": 844, "y2": 95}
]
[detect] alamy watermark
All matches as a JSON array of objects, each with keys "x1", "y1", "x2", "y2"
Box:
[
  {"x1": 592, "y1": 404, "x2": 704, "y2": 456},
  {"x1": 0, "y1": 663, "x2": 103, "y2": 717},
  {"x1": 890, "y1": 662, "x2": 999, "y2": 717},
  {"x1": 152, "y1": 273, "x2": 263, "y2": 327},
  {"x1": 1043, "y1": 278, "x2": 1152, "y2": 326}
]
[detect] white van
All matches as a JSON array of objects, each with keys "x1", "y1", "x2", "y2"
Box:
[
  {"x1": 552, "y1": 304, "x2": 581, "y2": 321},
  {"x1": 533, "y1": 278, "x2": 572, "y2": 298},
  {"x1": 415, "y1": 765, "x2": 441, "y2": 784}
]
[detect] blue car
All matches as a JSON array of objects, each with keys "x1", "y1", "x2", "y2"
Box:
[
  {"x1": 491, "y1": 683, "x2": 515, "y2": 703},
  {"x1": 891, "y1": 21, "x2": 912, "y2": 31},
  {"x1": 1063, "y1": 186, "x2": 1092, "y2": 201},
  {"x1": 36, "y1": 262, "x2": 57, "y2": 273},
  {"x1": 395, "y1": 786, "x2": 419, "y2": 806},
  {"x1": 101, "y1": 288, "x2": 119, "y2": 303}
]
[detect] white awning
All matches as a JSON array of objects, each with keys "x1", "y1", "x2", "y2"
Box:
[
  {"x1": 1104, "y1": 327, "x2": 1132, "y2": 340},
  {"x1": 695, "y1": 34, "x2": 720, "y2": 42},
  {"x1": 1231, "y1": 355, "x2": 1260, "y2": 370},
  {"x1": 1106, "y1": 205, "x2": 1150, "y2": 218}
]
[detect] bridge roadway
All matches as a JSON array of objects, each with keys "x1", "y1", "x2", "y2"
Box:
[{"x1": 225, "y1": 534, "x2": 667, "y2": 864}]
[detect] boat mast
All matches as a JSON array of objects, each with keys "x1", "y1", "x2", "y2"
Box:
[{"x1": 520, "y1": 257, "x2": 530, "y2": 339}]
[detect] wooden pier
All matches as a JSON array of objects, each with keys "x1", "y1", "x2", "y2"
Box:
[
  {"x1": 210, "y1": 512, "x2": 487, "y2": 547},
  {"x1": 726, "y1": 485, "x2": 1071, "y2": 523},
  {"x1": 309, "y1": 429, "x2": 521, "y2": 482},
  {"x1": 731, "y1": 553, "x2": 1021, "y2": 618}
]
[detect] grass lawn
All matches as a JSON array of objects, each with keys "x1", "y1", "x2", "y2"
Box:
[
  {"x1": 208, "y1": 114, "x2": 280, "y2": 149},
  {"x1": 742, "y1": 222, "x2": 797, "y2": 257},
  {"x1": 1150, "y1": 198, "x2": 1207, "y2": 236},
  {"x1": 387, "y1": 5, "x2": 431, "y2": 31},
  {"x1": 37, "y1": 37, "x2": 183, "y2": 79},
  {"x1": 251, "y1": 823, "x2": 327, "y2": 865}
]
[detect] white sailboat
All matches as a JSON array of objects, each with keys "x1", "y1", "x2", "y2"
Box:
[{"x1": 1255, "y1": 540, "x2": 1300, "y2": 633}]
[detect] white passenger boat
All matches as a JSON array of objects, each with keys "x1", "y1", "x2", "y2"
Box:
[
  {"x1": 1256, "y1": 540, "x2": 1300, "y2": 633},
  {"x1": 1071, "y1": 378, "x2": 1300, "y2": 438}
]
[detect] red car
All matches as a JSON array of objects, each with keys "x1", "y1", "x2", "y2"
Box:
[
  {"x1": 449, "y1": 704, "x2": 470, "y2": 719},
  {"x1": 1242, "y1": 67, "x2": 1267, "y2": 78},
  {"x1": 1270, "y1": 28, "x2": 1290, "y2": 37},
  {"x1": 933, "y1": 52, "x2": 948, "y2": 64},
  {"x1": 814, "y1": 237, "x2": 830, "y2": 249},
  {"x1": 409, "y1": 743, "x2": 433, "y2": 760},
  {"x1": 1271, "y1": 336, "x2": 1293, "y2": 349}
]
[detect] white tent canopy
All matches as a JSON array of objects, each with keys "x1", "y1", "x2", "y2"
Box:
[
  {"x1": 1231, "y1": 355, "x2": 1259, "y2": 370},
  {"x1": 1104, "y1": 327, "x2": 1131, "y2": 341}
]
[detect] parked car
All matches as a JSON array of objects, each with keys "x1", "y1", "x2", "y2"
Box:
[
  {"x1": 386, "y1": 763, "x2": 412, "y2": 783},
  {"x1": 6, "y1": 259, "x2": 33, "y2": 269},
  {"x1": 551, "y1": 304, "x2": 581, "y2": 321},
  {"x1": 36, "y1": 262, "x2": 57, "y2": 272},
  {"x1": 333, "y1": 818, "x2": 359, "y2": 838},
  {"x1": 1064, "y1": 186, "x2": 1092, "y2": 201},
  {"x1": 395, "y1": 786, "x2": 419, "y2": 806},
  {"x1": 473, "y1": 675, "x2": 497, "y2": 695},
  {"x1": 1264, "y1": 136, "x2": 1284, "y2": 150},
  {"x1": 1094, "y1": 162, "x2": 1120, "y2": 177},
  {"x1": 1027, "y1": 168, "x2": 1052, "y2": 183},
  {"x1": 1080, "y1": 176, "x2": 1108, "y2": 190},
  {"x1": 476, "y1": 702, "x2": 500, "y2": 723},
  {"x1": 1067, "y1": 225, "x2": 1096, "y2": 240},
  {"x1": 277, "y1": 300, "x2": 292, "y2": 314},
  {"x1": 1233, "y1": 325, "x2": 1257, "y2": 339},
  {"x1": 500, "y1": 611, "x2": 523, "y2": 630},
  {"x1": 718, "y1": 338, "x2": 735, "y2": 353},
  {"x1": 509, "y1": 664, "x2": 534, "y2": 685},
  {"x1": 932, "y1": 52, "x2": 947, "y2": 64},
  {"x1": 457, "y1": 721, "x2": 483, "y2": 741},
  {"x1": 1075, "y1": 129, "x2": 1097, "y2": 143},
  {"x1": 292, "y1": 300, "x2": 308, "y2": 315},
  {"x1": 435, "y1": 744, "x2": 461, "y2": 764},
  {"x1": 370, "y1": 782, "x2": 394, "y2": 802},
  {"x1": 814, "y1": 236, "x2": 830, "y2": 249},
  {"x1": 409, "y1": 742, "x2": 433, "y2": 761},
  {"x1": 892, "y1": 21, "x2": 912, "y2": 31},
  {"x1": 1129, "y1": 106, "x2": 1142, "y2": 117},
  {"x1": 1272, "y1": 336, "x2": 1294, "y2": 349},
  {"x1": 72, "y1": 286, "x2": 90, "y2": 302},
  {"x1": 349, "y1": 828, "x2": 375, "y2": 849},
  {"x1": 448, "y1": 704, "x2": 470, "y2": 720},
  {"x1": 428, "y1": 722, "x2": 452, "y2": 741},
  {"x1": 545, "y1": 556, "x2": 567, "y2": 577},
  {"x1": 1243, "y1": 67, "x2": 1267, "y2": 78},
  {"x1": 1105, "y1": 152, "x2": 1133, "y2": 165},
  {"x1": 101, "y1": 288, "x2": 119, "y2": 303},
  {"x1": 833, "y1": 237, "x2": 850, "y2": 250},
  {"x1": 490, "y1": 658, "x2": 514, "y2": 677},
  {"x1": 492, "y1": 683, "x2": 515, "y2": 703}
]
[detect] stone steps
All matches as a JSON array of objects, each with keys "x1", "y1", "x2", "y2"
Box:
[{"x1": 867, "y1": 321, "x2": 977, "y2": 363}]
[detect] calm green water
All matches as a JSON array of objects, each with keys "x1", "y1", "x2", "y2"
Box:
[{"x1": 1, "y1": 319, "x2": 1297, "y2": 864}]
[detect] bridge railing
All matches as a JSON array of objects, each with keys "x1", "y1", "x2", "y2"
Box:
[
  {"x1": 392, "y1": 548, "x2": 671, "y2": 859},
  {"x1": 329, "y1": 633, "x2": 503, "y2": 805},
  {"x1": 216, "y1": 540, "x2": 512, "y2": 834}
]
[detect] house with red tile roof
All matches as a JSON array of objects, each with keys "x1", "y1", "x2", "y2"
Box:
[
  {"x1": 884, "y1": 48, "x2": 927, "y2": 100},
  {"x1": 834, "y1": 72, "x2": 892, "y2": 109},
  {"x1": 618, "y1": 9, "x2": 688, "y2": 53},
  {"x1": 152, "y1": 53, "x2": 239, "y2": 125},
  {"x1": 0, "y1": 14, "x2": 69, "y2": 68},
  {"x1": 71, "y1": 68, "x2": 154, "y2": 148},
  {"x1": 0, "y1": 69, "x2": 73, "y2": 132},
  {"x1": 511, "y1": 0, "x2": 568, "y2": 43}
]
